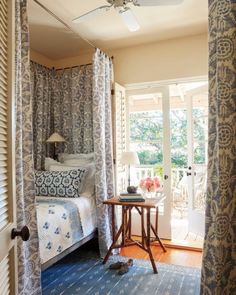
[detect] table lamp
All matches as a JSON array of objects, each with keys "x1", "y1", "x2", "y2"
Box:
[
  {"x1": 46, "y1": 132, "x2": 66, "y2": 160},
  {"x1": 120, "y1": 151, "x2": 140, "y2": 193}
]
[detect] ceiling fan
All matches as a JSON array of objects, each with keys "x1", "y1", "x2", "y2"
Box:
[{"x1": 72, "y1": 0, "x2": 184, "y2": 32}]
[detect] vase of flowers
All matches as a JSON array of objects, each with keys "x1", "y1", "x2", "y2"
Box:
[{"x1": 139, "y1": 176, "x2": 161, "y2": 198}]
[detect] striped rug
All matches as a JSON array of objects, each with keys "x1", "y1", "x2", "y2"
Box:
[{"x1": 42, "y1": 248, "x2": 201, "y2": 295}]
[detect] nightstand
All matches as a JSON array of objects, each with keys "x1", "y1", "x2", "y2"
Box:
[{"x1": 102, "y1": 196, "x2": 166, "y2": 274}]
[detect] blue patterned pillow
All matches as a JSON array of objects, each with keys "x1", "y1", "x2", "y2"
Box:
[{"x1": 35, "y1": 169, "x2": 87, "y2": 198}]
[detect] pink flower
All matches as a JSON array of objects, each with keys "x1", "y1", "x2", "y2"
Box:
[
  {"x1": 153, "y1": 177, "x2": 161, "y2": 188},
  {"x1": 139, "y1": 176, "x2": 161, "y2": 191}
]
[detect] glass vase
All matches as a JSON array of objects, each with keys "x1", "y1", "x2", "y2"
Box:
[{"x1": 144, "y1": 190, "x2": 156, "y2": 199}]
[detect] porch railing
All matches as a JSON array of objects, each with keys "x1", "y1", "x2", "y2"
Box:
[
  {"x1": 134, "y1": 165, "x2": 206, "y2": 212},
  {"x1": 135, "y1": 165, "x2": 187, "y2": 187}
]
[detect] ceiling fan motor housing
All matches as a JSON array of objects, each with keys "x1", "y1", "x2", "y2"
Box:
[{"x1": 107, "y1": 0, "x2": 134, "y2": 8}]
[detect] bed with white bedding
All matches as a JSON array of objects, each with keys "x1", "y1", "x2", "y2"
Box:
[
  {"x1": 35, "y1": 154, "x2": 98, "y2": 269},
  {"x1": 36, "y1": 194, "x2": 97, "y2": 269}
]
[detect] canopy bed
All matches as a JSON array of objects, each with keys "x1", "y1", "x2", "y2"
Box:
[{"x1": 30, "y1": 49, "x2": 115, "y2": 269}]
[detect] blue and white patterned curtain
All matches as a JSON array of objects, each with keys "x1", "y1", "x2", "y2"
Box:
[
  {"x1": 201, "y1": 1, "x2": 236, "y2": 294},
  {"x1": 15, "y1": 0, "x2": 42, "y2": 294},
  {"x1": 53, "y1": 65, "x2": 94, "y2": 154},
  {"x1": 30, "y1": 61, "x2": 54, "y2": 170},
  {"x1": 30, "y1": 63, "x2": 93, "y2": 166},
  {"x1": 93, "y1": 49, "x2": 114, "y2": 257}
]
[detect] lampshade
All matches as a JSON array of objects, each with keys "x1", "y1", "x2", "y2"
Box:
[
  {"x1": 120, "y1": 151, "x2": 140, "y2": 165},
  {"x1": 46, "y1": 132, "x2": 66, "y2": 143}
]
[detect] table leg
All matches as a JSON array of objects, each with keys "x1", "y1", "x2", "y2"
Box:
[
  {"x1": 103, "y1": 220, "x2": 124, "y2": 264},
  {"x1": 151, "y1": 224, "x2": 167, "y2": 252},
  {"x1": 155, "y1": 207, "x2": 158, "y2": 233},
  {"x1": 122, "y1": 206, "x2": 127, "y2": 246},
  {"x1": 146, "y1": 208, "x2": 158, "y2": 274},
  {"x1": 141, "y1": 207, "x2": 145, "y2": 247},
  {"x1": 111, "y1": 205, "x2": 115, "y2": 241},
  {"x1": 128, "y1": 207, "x2": 132, "y2": 240}
]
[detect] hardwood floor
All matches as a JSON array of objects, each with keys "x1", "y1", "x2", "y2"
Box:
[
  {"x1": 84, "y1": 237, "x2": 202, "y2": 269},
  {"x1": 120, "y1": 244, "x2": 203, "y2": 268}
]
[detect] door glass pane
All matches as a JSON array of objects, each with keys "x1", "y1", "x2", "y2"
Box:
[
  {"x1": 192, "y1": 93, "x2": 208, "y2": 212},
  {"x1": 128, "y1": 93, "x2": 164, "y2": 213},
  {"x1": 169, "y1": 94, "x2": 188, "y2": 219}
]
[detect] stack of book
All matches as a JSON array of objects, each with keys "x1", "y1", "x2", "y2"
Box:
[{"x1": 119, "y1": 193, "x2": 145, "y2": 202}]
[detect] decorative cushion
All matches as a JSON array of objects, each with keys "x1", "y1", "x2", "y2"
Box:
[
  {"x1": 49, "y1": 162, "x2": 95, "y2": 197},
  {"x1": 35, "y1": 169, "x2": 87, "y2": 198}
]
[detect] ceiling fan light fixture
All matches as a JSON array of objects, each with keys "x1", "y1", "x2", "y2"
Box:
[
  {"x1": 72, "y1": 0, "x2": 184, "y2": 30},
  {"x1": 119, "y1": 8, "x2": 140, "y2": 32}
]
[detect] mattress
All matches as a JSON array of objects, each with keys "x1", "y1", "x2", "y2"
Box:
[{"x1": 36, "y1": 195, "x2": 97, "y2": 264}]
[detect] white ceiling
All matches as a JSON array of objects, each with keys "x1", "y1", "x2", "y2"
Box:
[{"x1": 28, "y1": 0, "x2": 208, "y2": 60}]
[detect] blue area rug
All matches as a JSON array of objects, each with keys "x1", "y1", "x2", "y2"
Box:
[{"x1": 42, "y1": 247, "x2": 201, "y2": 295}]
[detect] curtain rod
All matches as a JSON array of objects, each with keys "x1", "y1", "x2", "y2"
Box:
[
  {"x1": 33, "y1": 0, "x2": 96, "y2": 50},
  {"x1": 53, "y1": 56, "x2": 114, "y2": 71},
  {"x1": 55, "y1": 63, "x2": 92, "y2": 71}
]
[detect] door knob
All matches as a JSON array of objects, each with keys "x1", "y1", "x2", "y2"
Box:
[
  {"x1": 11, "y1": 226, "x2": 30, "y2": 241},
  {"x1": 184, "y1": 166, "x2": 192, "y2": 170},
  {"x1": 164, "y1": 175, "x2": 168, "y2": 180}
]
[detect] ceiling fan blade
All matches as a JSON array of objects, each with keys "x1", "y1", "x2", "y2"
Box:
[
  {"x1": 134, "y1": 0, "x2": 184, "y2": 6},
  {"x1": 72, "y1": 5, "x2": 111, "y2": 24},
  {"x1": 118, "y1": 8, "x2": 140, "y2": 32}
]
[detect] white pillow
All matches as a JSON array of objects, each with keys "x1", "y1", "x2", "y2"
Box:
[
  {"x1": 63, "y1": 158, "x2": 93, "y2": 166},
  {"x1": 45, "y1": 157, "x2": 59, "y2": 170},
  {"x1": 58, "y1": 153, "x2": 94, "y2": 163},
  {"x1": 49, "y1": 162, "x2": 95, "y2": 197}
]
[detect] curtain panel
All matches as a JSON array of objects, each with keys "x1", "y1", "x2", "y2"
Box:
[
  {"x1": 201, "y1": 1, "x2": 236, "y2": 294},
  {"x1": 30, "y1": 63, "x2": 93, "y2": 166},
  {"x1": 15, "y1": 0, "x2": 42, "y2": 294},
  {"x1": 30, "y1": 61, "x2": 54, "y2": 170},
  {"x1": 93, "y1": 49, "x2": 115, "y2": 257},
  {"x1": 53, "y1": 65, "x2": 94, "y2": 154}
]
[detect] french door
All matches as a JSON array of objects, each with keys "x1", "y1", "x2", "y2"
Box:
[
  {"x1": 115, "y1": 81, "x2": 208, "y2": 241},
  {"x1": 186, "y1": 84, "x2": 208, "y2": 236},
  {"x1": 124, "y1": 86, "x2": 172, "y2": 239}
]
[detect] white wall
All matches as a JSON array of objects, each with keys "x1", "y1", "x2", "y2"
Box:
[
  {"x1": 30, "y1": 33, "x2": 208, "y2": 85},
  {"x1": 110, "y1": 33, "x2": 208, "y2": 85}
]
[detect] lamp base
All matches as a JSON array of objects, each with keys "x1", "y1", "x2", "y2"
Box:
[
  {"x1": 127, "y1": 186, "x2": 138, "y2": 194},
  {"x1": 53, "y1": 154, "x2": 58, "y2": 161}
]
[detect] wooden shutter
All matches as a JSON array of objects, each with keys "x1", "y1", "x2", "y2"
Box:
[
  {"x1": 112, "y1": 83, "x2": 126, "y2": 194},
  {"x1": 0, "y1": 0, "x2": 10, "y2": 233},
  {"x1": 0, "y1": 0, "x2": 17, "y2": 294},
  {"x1": 0, "y1": 256, "x2": 10, "y2": 295}
]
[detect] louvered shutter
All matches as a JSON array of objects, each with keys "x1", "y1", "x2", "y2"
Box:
[
  {"x1": 112, "y1": 83, "x2": 126, "y2": 194},
  {"x1": 0, "y1": 0, "x2": 9, "y2": 233},
  {"x1": 0, "y1": 256, "x2": 10, "y2": 295},
  {"x1": 0, "y1": 0, "x2": 17, "y2": 294}
]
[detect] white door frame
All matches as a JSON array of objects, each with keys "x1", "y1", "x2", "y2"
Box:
[{"x1": 160, "y1": 86, "x2": 172, "y2": 239}]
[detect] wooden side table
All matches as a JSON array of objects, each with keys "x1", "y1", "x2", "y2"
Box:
[{"x1": 102, "y1": 197, "x2": 167, "y2": 274}]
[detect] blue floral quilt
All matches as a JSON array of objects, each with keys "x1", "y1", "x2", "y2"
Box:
[{"x1": 36, "y1": 196, "x2": 83, "y2": 264}]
